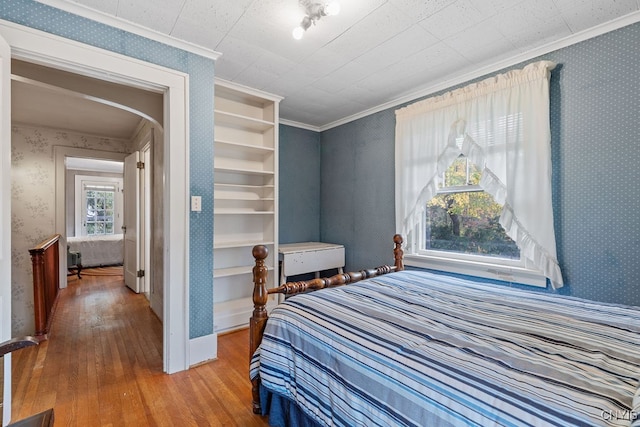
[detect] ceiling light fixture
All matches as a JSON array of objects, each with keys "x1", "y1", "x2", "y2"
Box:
[{"x1": 292, "y1": 0, "x2": 341, "y2": 40}]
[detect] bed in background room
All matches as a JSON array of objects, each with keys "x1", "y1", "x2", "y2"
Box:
[
  {"x1": 67, "y1": 234, "x2": 124, "y2": 268},
  {"x1": 249, "y1": 235, "x2": 640, "y2": 427}
]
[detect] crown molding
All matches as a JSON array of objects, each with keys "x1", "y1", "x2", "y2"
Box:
[
  {"x1": 317, "y1": 10, "x2": 640, "y2": 132},
  {"x1": 215, "y1": 78, "x2": 283, "y2": 102},
  {"x1": 29, "y1": 2, "x2": 640, "y2": 132},
  {"x1": 34, "y1": 0, "x2": 222, "y2": 61},
  {"x1": 279, "y1": 119, "x2": 321, "y2": 132}
]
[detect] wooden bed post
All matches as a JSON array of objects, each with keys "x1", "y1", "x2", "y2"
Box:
[
  {"x1": 249, "y1": 235, "x2": 404, "y2": 414},
  {"x1": 250, "y1": 244, "x2": 269, "y2": 413},
  {"x1": 394, "y1": 234, "x2": 404, "y2": 272}
]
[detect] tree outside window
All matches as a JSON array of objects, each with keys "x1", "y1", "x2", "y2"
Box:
[
  {"x1": 425, "y1": 156, "x2": 519, "y2": 260},
  {"x1": 85, "y1": 189, "x2": 115, "y2": 235}
]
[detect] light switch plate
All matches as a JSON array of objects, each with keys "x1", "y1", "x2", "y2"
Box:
[{"x1": 191, "y1": 195, "x2": 202, "y2": 212}]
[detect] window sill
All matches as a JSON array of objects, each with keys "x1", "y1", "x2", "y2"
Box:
[{"x1": 404, "y1": 254, "x2": 547, "y2": 288}]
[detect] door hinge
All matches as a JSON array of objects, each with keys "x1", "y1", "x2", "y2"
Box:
[
  {"x1": 137, "y1": 161, "x2": 145, "y2": 169},
  {"x1": 137, "y1": 270, "x2": 145, "y2": 278}
]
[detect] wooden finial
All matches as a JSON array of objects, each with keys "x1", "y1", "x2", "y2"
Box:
[
  {"x1": 252, "y1": 245, "x2": 268, "y2": 262},
  {"x1": 393, "y1": 234, "x2": 404, "y2": 271}
]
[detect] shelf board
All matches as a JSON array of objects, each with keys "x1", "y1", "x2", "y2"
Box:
[
  {"x1": 214, "y1": 183, "x2": 275, "y2": 189},
  {"x1": 214, "y1": 166, "x2": 274, "y2": 176},
  {"x1": 215, "y1": 138, "x2": 274, "y2": 152},
  {"x1": 214, "y1": 196, "x2": 275, "y2": 201},
  {"x1": 214, "y1": 209, "x2": 274, "y2": 215},
  {"x1": 214, "y1": 296, "x2": 278, "y2": 313},
  {"x1": 215, "y1": 110, "x2": 274, "y2": 132},
  {"x1": 214, "y1": 240, "x2": 274, "y2": 250},
  {"x1": 213, "y1": 265, "x2": 274, "y2": 278},
  {"x1": 213, "y1": 296, "x2": 278, "y2": 333}
]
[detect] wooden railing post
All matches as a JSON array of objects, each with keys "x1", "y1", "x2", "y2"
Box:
[
  {"x1": 29, "y1": 249, "x2": 47, "y2": 337},
  {"x1": 28, "y1": 234, "x2": 61, "y2": 339}
]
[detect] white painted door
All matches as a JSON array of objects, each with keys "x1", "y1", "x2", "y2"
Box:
[
  {"x1": 141, "y1": 143, "x2": 152, "y2": 299},
  {"x1": 123, "y1": 152, "x2": 141, "y2": 293},
  {"x1": 0, "y1": 33, "x2": 12, "y2": 426}
]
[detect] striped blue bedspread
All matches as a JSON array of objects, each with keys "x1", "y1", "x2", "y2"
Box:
[{"x1": 250, "y1": 270, "x2": 640, "y2": 426}]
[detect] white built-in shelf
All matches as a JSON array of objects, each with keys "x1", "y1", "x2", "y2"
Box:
[
  {"x1": 213, "y1": 265, "x2": 274, "y2": 278},
  {"x1": 214, "y1": 183, "x2": 275, "y2": 189},
  {"x1": 213, "y1": 166, "x2": 274, "y2": 176},
  {"x1": 213, "y1": 209, "x2": 275, "y2": 215},
  {"x1": 214, "y1": 110, "x2": 274, "y2": 133},
  {"x1": 214, "y1": 196, "x2": 275, "y2": 201},
  {"x1": 215, "y1": 138, "x2": 274, "y2": 152},
  {"x1": 213, "y1": 78, "x2": 281, "y2": 334},
  {"x1": 214, "y1": 240, "x2": 275, "y2": 250}
]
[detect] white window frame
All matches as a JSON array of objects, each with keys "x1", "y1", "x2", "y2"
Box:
[
  {"x1": 409, "y1": 181, "x2": 547, "y2": 287},
  {"x1": 412, "y1": 193, "x2": 547, "y2": 288},
  {"x1": 74, "y1": 175, "x2": 123, "y2": 237},
  {"x1": 408, "y1": 150, "x2": 547, "y2": 287},
  {"x1": 405, "y1": 252, "x2": 547, "y2": 287}
]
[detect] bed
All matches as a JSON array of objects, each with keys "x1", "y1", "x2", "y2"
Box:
[
  {"x1": 67, "y1": 234, "x2": 124, "y2": 268},
  {"x1": 249, "y1": 236, "x2": 640, "y2": 427}
]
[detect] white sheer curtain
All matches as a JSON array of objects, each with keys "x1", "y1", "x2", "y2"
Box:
[{"x1": 395, "y1": 60, "x2": 563, "y2": 288}]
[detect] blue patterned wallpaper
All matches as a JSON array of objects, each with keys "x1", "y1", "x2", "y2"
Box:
[
  {"x1": 545, "y1": 23, "x2": 640, "y2": 305},
  {"x1": 320, "y1": 21, "x2": 640, "y2": 306},
  {"x1": 0, "y1": 0, "x2": 215, "y2": 338},
  {"x1": 320, "y1": 112, "x2": 397, "y2": 271},
  {"x1": 279, "y1": 125, "x2": 321, "y2": 244}
]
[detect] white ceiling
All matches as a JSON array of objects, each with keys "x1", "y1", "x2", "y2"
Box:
[{"x1": 25, "y1": 0, "x2": 640, "y2": 131}]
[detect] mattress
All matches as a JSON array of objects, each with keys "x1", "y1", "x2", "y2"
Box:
[
  {"x1": 67, "y1": 234, "x2": 124, "y2": 267},
  {"x1": 251, "y1": 269, "x2": 640, "y2": 427}
]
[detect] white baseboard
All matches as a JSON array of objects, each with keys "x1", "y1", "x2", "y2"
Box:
[{"x1": 189, "y1": 333, "x2": 218, "y2": 367}]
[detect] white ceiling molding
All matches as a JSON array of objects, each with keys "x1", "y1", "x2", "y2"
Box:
[
  {"x1": 23, "y1": 2, "x2": 640, "y2": 131},
  {"x1": 279, "y1": 118, "x2": 321, "y2": 133},
  {"x1": 33, "y1": 0, "x2": 222, "y2": 61},
  {"x1": 316, "y1": 9, "x2": 640, "y2": 132}
]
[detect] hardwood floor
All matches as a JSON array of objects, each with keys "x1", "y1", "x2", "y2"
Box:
[{"x1": 11, "y1": 268, "x2": 269, "y2": 426}]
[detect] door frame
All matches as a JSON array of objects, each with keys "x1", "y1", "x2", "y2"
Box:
[
  {"x1": 0, "y1": 28, "x2": 11, "y2": 427},
  {"x1": 0, "y1": 19, "x2": 191, "y2": 375},
  {"x1": 141, "y1": 140, "x2": 152, "y2": 298},
  {"x1": 123, "y1": 151, "x2": 141, "y2": 293}
]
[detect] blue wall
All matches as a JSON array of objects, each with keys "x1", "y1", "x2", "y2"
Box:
[
  {"x1": 318, "y1": 22, "x2": 640, "y2": 306},
  {"x1": 320, "y1": 112, "x2": 397, "y2": 271},
  {"x1": 279, "y1": 125, "x2": 321, "y2": 244},
  {"x1": 7, "y1": 0, "x2": 638, "y2": 320},
  {"x1": 1, "y1": 0, "x2": 215, "y2": 338}
]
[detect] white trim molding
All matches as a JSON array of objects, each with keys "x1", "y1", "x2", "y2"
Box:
[
  {"x1": 0, "y1": 19, "x2": 191, "y2": 374},
  {"x1": 189, "y1": 333, "x2": 218, "y2": 367},
  {"x1": 319, "y1": 10, "x2": 640, "y2": 132},
  {"x1": 34, "y1": 0, "x2": 221, "y2": 61},
  {"x1": 279, "y1": 118, "x2": 321, "y2": 132},
  {"x1": 405, "y1": 254, "x2": 548, "y2": 288}
]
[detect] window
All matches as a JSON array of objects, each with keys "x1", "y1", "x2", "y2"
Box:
[
  {"x1": 84, "y1": 185, "x2": 116, "y2": 235},
  {"x1": 395, "y1": 60, "x2": 563, "y2": 288},
  {"x1": 74, "y1": 175, "x2": 123, "y2": 237},
  {"x1": 425, "y1": 155, "x2": 520, "y2": 261}
]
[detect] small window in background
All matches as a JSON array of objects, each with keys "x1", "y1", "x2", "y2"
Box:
[
  {"x1": 425, "y1": 155, "x2": 520, "y2": 260},
  {"x1": 85, "y1": 187, "x2": 116, "y2": 236}
]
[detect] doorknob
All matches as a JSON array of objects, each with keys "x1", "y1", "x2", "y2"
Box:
[{"x1": 122, "y1": 225, "x2": 127, "y2": 232}]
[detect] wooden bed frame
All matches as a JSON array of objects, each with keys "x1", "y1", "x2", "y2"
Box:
[{"x1": 249, "y1": 234, "x2": 405, "y2": 413}]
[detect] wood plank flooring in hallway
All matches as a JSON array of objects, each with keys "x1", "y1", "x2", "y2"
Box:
[{"x1": 11, "y1": 267, "x2": 269, "y2": 426}]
